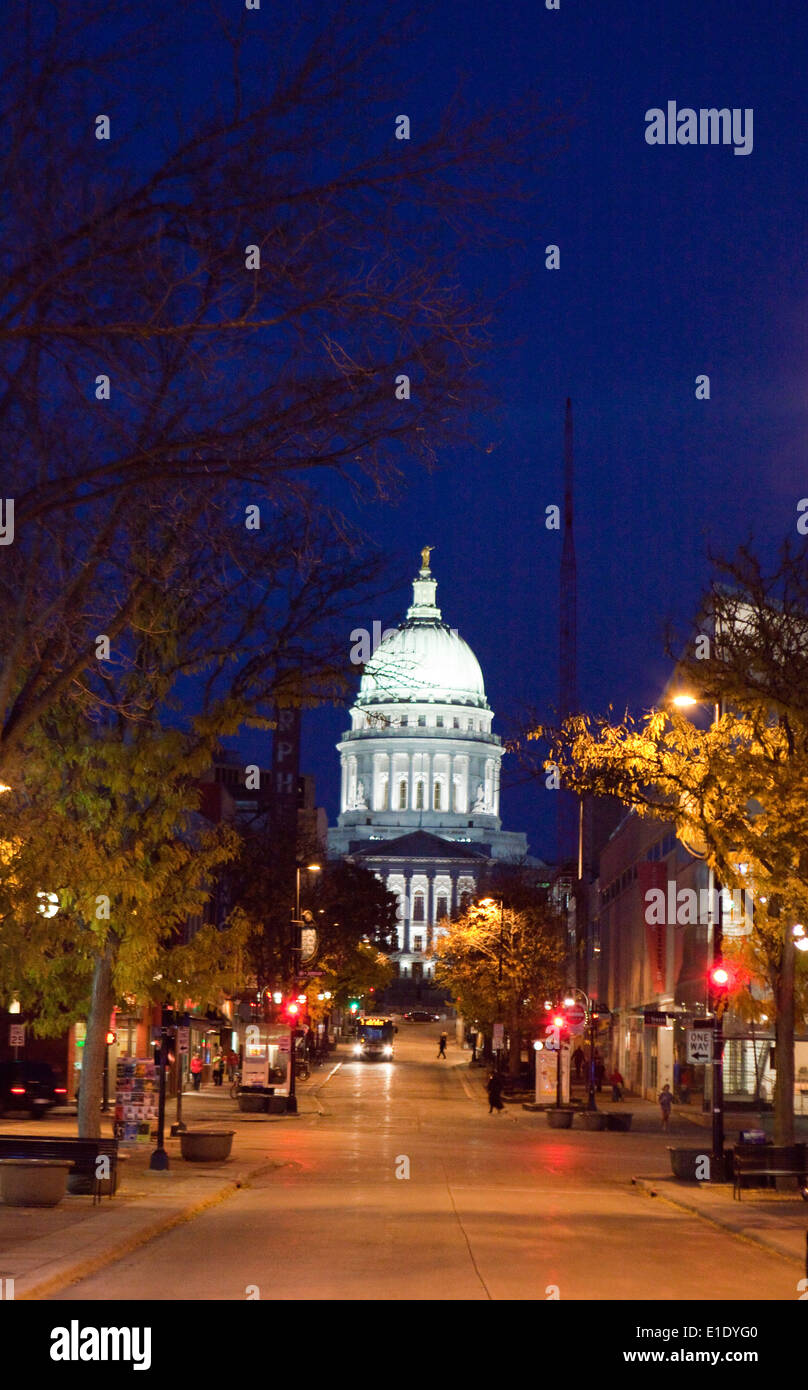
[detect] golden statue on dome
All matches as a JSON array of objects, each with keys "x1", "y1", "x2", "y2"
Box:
[{"x1": 420, "y1": 544, "x2": 434, "y2": 570}]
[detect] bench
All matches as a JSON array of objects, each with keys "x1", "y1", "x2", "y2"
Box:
[
  {"x1": 732, "y1": 1143, "x2": 808, "y2": 1201},
  {"x1": 0, "y1": 1136, "x2": 122, "y2": 1204}
]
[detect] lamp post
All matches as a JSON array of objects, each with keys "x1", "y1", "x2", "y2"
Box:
[
  {"x1": 564, "y1": 985, "x2": 597, "y2": 1110},
  {"x1": 287, "y1": 862, "x2": 320, "y2": 1113},
  {"x1": 672, "y1": 692, "x2": 725, "y2": 1161}
]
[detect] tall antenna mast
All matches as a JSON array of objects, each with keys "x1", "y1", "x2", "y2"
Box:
[{"x1": 558, "y1": 397, "x2": 578, "y2": 865}]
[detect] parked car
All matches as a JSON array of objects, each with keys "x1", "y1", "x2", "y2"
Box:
[
  {"x1": 0, "y1": 1060, "x2": 65, "y2": 1118},
  {"x1": 404, "y1": 1010, "x2": 440, "y2": 1022}
]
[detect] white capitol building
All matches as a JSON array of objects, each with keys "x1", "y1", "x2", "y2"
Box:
[{"x1": 328, "y1": 550, "x2": 529, "y2": 984}]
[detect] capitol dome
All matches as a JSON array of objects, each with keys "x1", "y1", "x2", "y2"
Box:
[
  {"x1": 358, "y1": 618, "x2": 487, "y2": 709},
  {"x1": 357, "y1": 550, "x2": 487, "y2": 709}
]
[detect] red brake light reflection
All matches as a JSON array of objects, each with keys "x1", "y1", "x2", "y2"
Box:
[{"x1": 10, "y1": 1086, "x2": 26, "y2": 1094}]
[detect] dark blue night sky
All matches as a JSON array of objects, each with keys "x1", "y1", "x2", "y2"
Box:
[{"x1": 245, "y1": 1, "x2": 808, "y2": 858}]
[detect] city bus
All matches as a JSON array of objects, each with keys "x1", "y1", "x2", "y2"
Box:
[{"x1": 353, "y1": 1016, "x2": 396, "y2": 1062}]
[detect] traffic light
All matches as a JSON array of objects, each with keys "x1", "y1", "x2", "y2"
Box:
[
  {"x1": 708, "y1": 961, "x2": 735, "y2": 1020},
  {"x1": 285, "y1": 1000, "x2": 300, "y2": 1019},
  {"x1": 105, "y1": 1031, "x2": 116, "y2": 1046},
  {"x1": 348, "y1": 1000, "x2": 359, "y2": 1015}
]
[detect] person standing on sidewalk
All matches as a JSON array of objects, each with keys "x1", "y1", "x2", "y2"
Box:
[
  {"x1": 212, "y1": 1052, "x2": 224, "y2": 1087},
  {"x1": 190, "y1": 1052, "x2": 203, "y2": 1091},
  {"x1": 437, "y1": 1032, "x2": 448, "y2": 1059},
  {"x1": 610, "y1": 1068, "x2": 624, "y2": 1102},
  {"x1": 487, "y1": 1071, "x2": 504, "y2": 1114},
  {"x1": 659, "y1": 1082, "x2": 673, "y2": 1130}
]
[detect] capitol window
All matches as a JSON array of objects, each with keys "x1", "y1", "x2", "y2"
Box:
[
  {"x1": 400, "y1": 715, "x2": 408, "y2": 727},
  {"x1": 453, "y1": 717, "x2": 459, "y2": 728},
  {"x1": 416, "y1": 781, "x2": 425, "y2": 810},
  {"x1": 436, "y1": 715, "x2": 444, "y2": 727},
  {"x1": 418, "y1": 714, "x2": 426, "y2": 727},
  {"x1": 412, "y1": 935, "x2": 423, "y2": 952},
  {"x1": 413, "y1": 895, "x2": 425, "y2": 922},
  {"x1": 433, "y1": 782, "x2": 441, "y2": 810},
  {"x1": 399, "y1": 780, "x2": 407, "y2": 809}
]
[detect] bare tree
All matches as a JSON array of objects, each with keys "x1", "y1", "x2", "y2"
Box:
[{"x1": 0, "y1": 1, "x2": 556, "y2": 774}]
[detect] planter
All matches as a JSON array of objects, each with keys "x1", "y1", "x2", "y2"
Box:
[
  {"x1": 669, "y1": 1147, "x2": 731, "y2": 1182},
  {"x1": 0, "y1": 1158, "x2": 72, "y2": 1207},
  {"x1": 238, "y1": 1092, "x2": 267, "y2": 1114},
  {"x1": 606, "y1": 1112, "x2": 633, "y2": 1132},
  {"x1": 180, "y1": 1130, "x2": 235, "y2": 1163},
  {"x1": 266, "y1": 1095, "x2": 287, "y2": 1114},
  {"x1": 579, "y1": 1111, "x2": 607, "y2": 1131},
  {"x1": 547, "y1": 1108, "x2": 574, "y2": 1129}
]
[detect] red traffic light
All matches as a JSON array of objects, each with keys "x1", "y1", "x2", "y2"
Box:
[
  {"x1": 552, "y1": 1015, "x2": 565, "y2": 1028},
  {"x1": 286, "y1": 1002, "x2": 300, "y2": 1017},
  {"x1": 105, "y1": 1030, "x2": 116, "y2": 1046},
  {"x1": 709, "y1": 964, "x2": 731, "y2": 988}
]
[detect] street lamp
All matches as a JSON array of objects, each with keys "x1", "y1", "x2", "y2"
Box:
[
  {"x1": 671, "y1": 690, "x2": 725, "y2": 1165},
  {"x1": 287, "y1": 862, "x2": 321, "y2": 1113},
  {"x1": 565, "y1": 985, "x2": 599, "y2": 1111}
]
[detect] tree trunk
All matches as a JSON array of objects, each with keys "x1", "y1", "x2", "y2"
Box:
[
  {"x1": 77, "y1": 945, "x2": 116, "y2": 1140},
  {"x1": 508, "y1": 1027, "x2": 522, "y2": 1076},
  {"x1": 773, "y1": 925, "x2": 795, "y2": 1146}
]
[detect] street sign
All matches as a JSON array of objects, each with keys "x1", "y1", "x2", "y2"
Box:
[
  {"x1": 644, "y1": 1011, "x2": 668, "y2": 1027},
  {"x1": 565, "y1": 1004, "x2": 586, "y2": 1034},
  {"x1": 177, "y1": 1027, "x2": 189, "y2": 1056},
  {"x1": 686, "y1": 1027, "x2": 713, "y2": 1064},
  {"x1": 278, "y1": 1036, "x2": 291, "y2": 1053},
  {"x1": 492, "y1": 1022, "x2": 504, "y2": 1051},
  {"x1": 8, "y1": 1024, "x2": 24, "y2": 1047}
]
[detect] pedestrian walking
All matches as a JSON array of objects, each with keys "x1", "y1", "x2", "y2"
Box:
[
  {"x1": 610, "y1": 1068, "x2": 624, "y2": 1102},
  {"x1": 572, "y1": 1046, "x2": 585, "y2": 1081},
  {"x1": 227, "y1": 1049, "x2": 238, "y2": 1082},
  {"x1": 486, "y1": 1071, "x2": 504, "y2": 1114},
  {"x1": 438, "y1": 1032, "x2": 447, "y2": 1059},
  {"x1": 190, "y1": 1052, "x2": 203, "y2": 1091},
  {"x1": 212, "y1": 1052, "x2": 224, "y2": 1087},
  {"x1": 659, "y1": 1082, "x2": 673, "y2": 1131},
  {"x1": 594, "y1": 1050, "x2": 605, "y2": 1093}
]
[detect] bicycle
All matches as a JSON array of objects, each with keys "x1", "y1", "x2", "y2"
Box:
[
  {"x1": 228, "y1": 1070, "x2": 241, "y2": 1100},
  {"x1": 295, "y1": 1058, "x2": 310, "y2": 1082}
]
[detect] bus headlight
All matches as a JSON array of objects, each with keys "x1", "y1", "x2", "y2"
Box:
[
  {"x1": 353, "y1": 1044, "x2": 362, "y2": 1056},
  {"x1": 384, "y1": 1045, "x2": 392, "y2": 1057}
]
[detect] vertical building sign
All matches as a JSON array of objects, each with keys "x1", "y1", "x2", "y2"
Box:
[
  {"x1": 273, "y1": 706, "x2": 302, "y2": 842},
  {"x1": 637, "y1": 860, "x2": 668, "y2": 995}
]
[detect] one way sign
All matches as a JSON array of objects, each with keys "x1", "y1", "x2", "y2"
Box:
[{"x1": 686, "y1": 1027, "x2": 713, "y2": 1064}]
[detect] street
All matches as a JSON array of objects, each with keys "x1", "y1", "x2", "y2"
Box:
[{"x1": 52, "y1": 1024, "x2": 797, "y2": 1302}]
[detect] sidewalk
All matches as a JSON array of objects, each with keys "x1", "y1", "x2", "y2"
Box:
[{"x1": 0, "y1": 1053, "x2": 342, "y2": 1300}]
